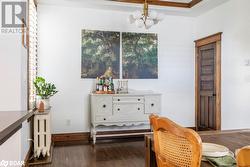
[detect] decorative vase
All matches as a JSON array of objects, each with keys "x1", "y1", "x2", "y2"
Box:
[
  {"x1": 36, "y1": 97, "x2": 50, "y2": 110},
  {"x1": 38, "y1": 101, "x2": 45, "y2": 112}
]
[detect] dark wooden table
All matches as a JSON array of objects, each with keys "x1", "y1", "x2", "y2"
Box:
[
  {"x1": 145, "y1": 130, "x2": 250, "y2": 167},
  {"x1": 0, "y1": 110, "x2": 34, "y2": 145}
]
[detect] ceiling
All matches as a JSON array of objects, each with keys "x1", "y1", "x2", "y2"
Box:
[{"x1": 37, "y1": 0, "x2": 229, "y2": 17}]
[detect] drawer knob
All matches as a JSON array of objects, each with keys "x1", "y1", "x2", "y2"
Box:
[
  {"x1": 103, "y1": 104, "x2": 106, "y2": 108},
  {"x1": 138, "y1": 99, "x2": 141, "y2": 101},
  {"x1": 103, "y1": 118, "x2": 106, "y2": 121},
  {"x1": 151, "y1": 103, "x2": 154, "y2": 107},
  {"x1": 118, "y1": 99, "x2": 120, "y2": 101},
  {"x1": 118, "y1": 108, "x2": 120, "y2": 111},
  {"x1": 138, "y1": 108, "x2": 140, "y2": 110}
]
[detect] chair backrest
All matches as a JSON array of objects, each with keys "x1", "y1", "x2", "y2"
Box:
[
  {"x1": 236, "y1": 146, "x2": 250, "y2": 167},
  {"x1": 150, "y1": 115, "x2": 202, "y2": 167}
]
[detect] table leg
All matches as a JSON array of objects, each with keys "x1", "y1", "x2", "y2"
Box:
[
  {"x1": 145, "y1": 135, "x2": 151, "y2": 167},
  {"x1": 145, "y1": 134, "x2": 157, "y2": 167}
]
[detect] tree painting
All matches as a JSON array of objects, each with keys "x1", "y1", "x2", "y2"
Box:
[
  {"x1": 122, "y1": 32, "x2": 158, "y2": 79},
  {"x1": 81, "y1": 30, "x2": 120, "y2": 78}
]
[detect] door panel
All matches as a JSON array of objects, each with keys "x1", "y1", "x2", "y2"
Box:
[
  {"x1": 195, "y1": 33, "x2": 222, "y2": 131},
  {"x1": 198, "y1": 43, "x2": 216, "y2": 131}
]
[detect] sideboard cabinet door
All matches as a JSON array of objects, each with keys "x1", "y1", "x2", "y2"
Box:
[
  {"x1": 91, "y1": 96, "x2": 112, "y2": 116},
  {"x1": 145, "y1": 95, "x2": 161, "y2": 114}
]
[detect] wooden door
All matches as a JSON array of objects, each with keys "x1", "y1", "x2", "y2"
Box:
[
  {"x1": 195, "y1": 33, "x2": 222, "y2": 131},
  {"x1": 198, "y1": 43, "x2": 216, "y2": 130}
]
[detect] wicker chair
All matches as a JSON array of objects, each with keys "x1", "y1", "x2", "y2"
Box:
[
  {"x1": 149, "y1": 115, "x2": 202, "y2": 167},
  {"x1": 236, "y1": 146, "x2": 250, "y2": 167}
]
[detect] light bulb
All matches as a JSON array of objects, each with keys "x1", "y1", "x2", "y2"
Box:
[
  {"x1": 146, "y1": 19, "x2": 154, "y2": 26},
  {"x1": 145, "y1": 19, "x2": 154, "y2": 29},
  {"x1": 128, "y1": 15, "x2": 135, "y2": 24},
  {"x1": 153, "y1": 20, "x2": 159, "y2": 24},
  {"x1": 135, "y1": 19, "x2": 144, "y2": 28}
]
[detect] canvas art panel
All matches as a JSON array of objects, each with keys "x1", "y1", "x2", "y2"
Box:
[
  {"x1": 122, "y1": 32, "x2": 158, "y2": 79},
  {"x1": 81, "y1": 30, "x2": 120, "y2": 78}
]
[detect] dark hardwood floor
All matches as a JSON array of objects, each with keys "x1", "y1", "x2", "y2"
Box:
[
  {"x1": 32, "y1": 139, "x2": 145, "y2": 167},
  {"x1": 32, "y1": 130, "x2": 250, "y2": 167}
]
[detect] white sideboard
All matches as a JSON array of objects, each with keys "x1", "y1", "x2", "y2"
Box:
[{"x1": 90, "y1": 92, "x2": 161, "y2": 144}]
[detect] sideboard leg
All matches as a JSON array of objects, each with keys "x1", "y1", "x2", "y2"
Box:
[
  {"x1": 93, "y1": 135, "x2": 96, "y2": 144},
  {"x1": 90, "y1": 127, "x2": 93, "y2": 138},
  {"x1": 92, "y1": 126, "x2": 97, "y2": 144}
]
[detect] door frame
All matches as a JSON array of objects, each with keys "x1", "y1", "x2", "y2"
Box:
[{"x1": 194, "y1": 32, "x2": 222, "y2": 131}]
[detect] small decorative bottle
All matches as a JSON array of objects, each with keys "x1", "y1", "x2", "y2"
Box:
[
  {"x1": 99, "y1": 77, "x2": 103, "y2": 91},
  {"x1": 109, "y1": 77, "x2": 114, "y2": 92},
  {"x1": 96, "y1": 77, "x2": 99, "y2": 91}
]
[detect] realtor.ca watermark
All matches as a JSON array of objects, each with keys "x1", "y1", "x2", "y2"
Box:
[
  {"x1": 0, "y1": 160, "x2": 24, "y2": 167},
  {"x1": 1, "y1": 1, "x2": 27, "y2": 34}
]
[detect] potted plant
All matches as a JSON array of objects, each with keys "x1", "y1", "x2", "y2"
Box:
[{"x1": 34, "y1": 77, "x2": 58, "y2": 110}]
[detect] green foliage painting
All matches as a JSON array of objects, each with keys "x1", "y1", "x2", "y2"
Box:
[
  {"x1": 81, "y1": 30, "x2": 120, "y2": 78},
  {"x1": 122, "y1": 32, "x2": 158, "y2": 79}
]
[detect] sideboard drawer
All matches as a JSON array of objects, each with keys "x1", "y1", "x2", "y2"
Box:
[
  {"x1": 113, "y1": 96, "x2": 144, "y2": 103},
  {"x1": 95, "y1": 116, "x2": 111, "y2": 122},
  {"x1": 113, "y1": 103, "x2": 144, "y2": 115},
  {"x1": 94, "y1": 96, "x2": 112, "y2": 116}
]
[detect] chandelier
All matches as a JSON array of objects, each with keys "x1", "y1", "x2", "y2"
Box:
[{"x1": 128, "y1": 0, "x2": 164, "y2": 29}]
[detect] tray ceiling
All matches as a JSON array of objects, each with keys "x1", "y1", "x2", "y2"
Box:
[
  {"x1": 110, "y1": 0, "x2": 203, "y2": 8},
  {"x1": 38, "y1": 0, "x2": 229, "y2": 17}
]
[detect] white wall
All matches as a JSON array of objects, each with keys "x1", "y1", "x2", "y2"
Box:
[
  {"x1": 0, "y1": 5, "x2": 30, "y2": 162},
  {"x1": 38, "y1": 5, "x2": 196, "y2": 133},
  {"x1": 195, "y1": 0, "x2": 250, "y2": 129},
  {"x1": 0, "y1": 34, "x2": 23, "y2": 111},
  {"x1": 0, "y1": 32, "x2": 29, "y2": 161},
  {"x1": 0, "y1": 130, "x2": 21, "y2": 163}
]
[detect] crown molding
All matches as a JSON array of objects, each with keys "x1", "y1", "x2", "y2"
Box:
[{"x1": 111, "y1": 0, "x2": 202, "y2": 8}]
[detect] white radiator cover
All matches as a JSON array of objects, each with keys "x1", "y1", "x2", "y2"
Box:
[{"x1": 34, "y1": 110, "x2": 51, "y2": 158}]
